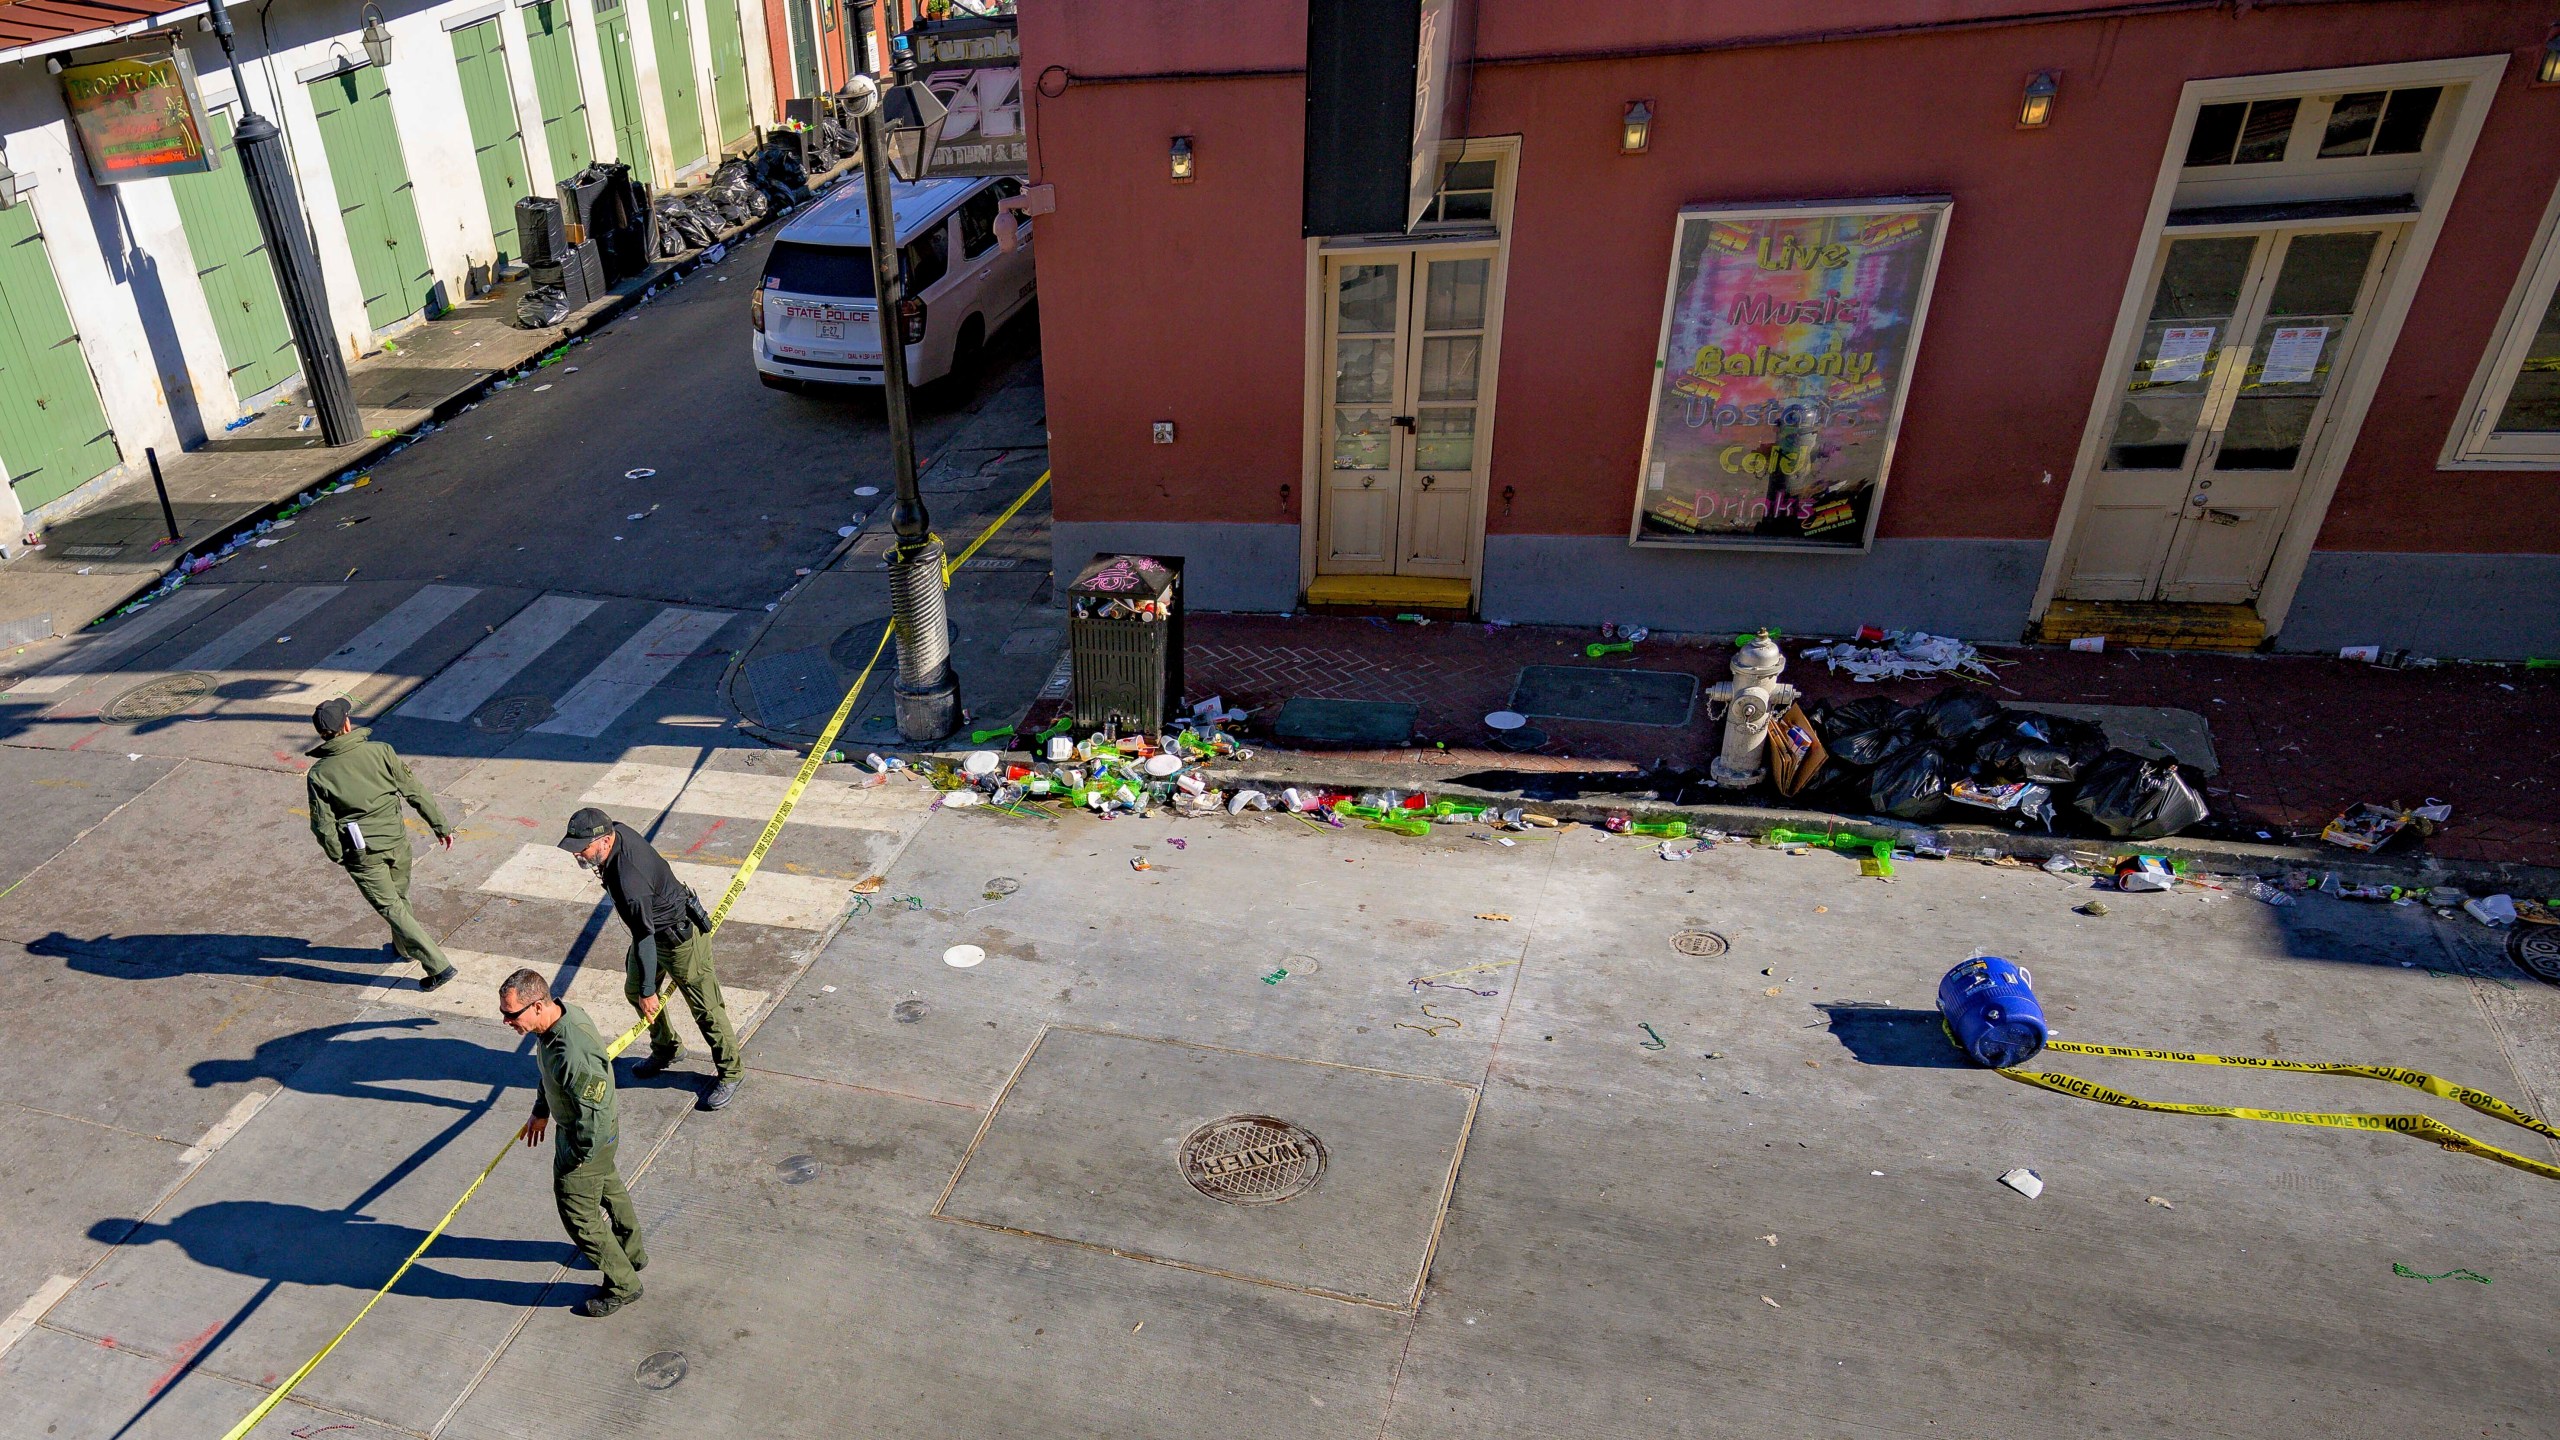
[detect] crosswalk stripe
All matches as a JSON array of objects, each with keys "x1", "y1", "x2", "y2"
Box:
[
  {"x1": 396, "y1": 594, "x2": 603, "y2": 723},
  {"x1": 176, "y1": 585, "x2": 342, "y2": 672},
  {"x1": 531, "y1": 607, "x2": 733, "y2": 737},
  {"x1": 581, "y1": 760, "x2": 935, "y2": 829},
  {"x1": 478, "y1": 843, "x2": 853, "y2": 931},
  {"x1": 372, "y1": 947, "x2": 768, "y2": 1038},
  {"x1": 4, "y1": 585, "x2": 236, "y2": 697},
  {"x1": 281, "y1": 584, "x2": 479, "y2": 707}
]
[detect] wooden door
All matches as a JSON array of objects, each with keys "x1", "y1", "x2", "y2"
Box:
[
  {"x1": 705, "y1": 0, "x2": 754, "y2": 149},
  {"x1": 649, "y1": 0, "x2": 708, "y2": 172},
  {"x1": 523, "y1": 0, "x2": 594, "y2": 180},
  {"x1": 168, "y1": 110, "x2": 299, "y2": 403},
  {"x1": 0, "y1": 206, "x2": 120, "y2": 511},
  {"x1": 1398, "y1": 252, "x2": 1491, "y2": 577},
  {"x1": 451, "y1": 20, "x2": 532, "y2": 265},
  {"x1": 1318, "y1": 253, "x2": 1412, "y2": 573},
  {"x1": 309, "y1": 66, "x2": 434, "y2": 329},
  {"x1": 594, "y1": 0, "x2": 653, "y2": 185}
]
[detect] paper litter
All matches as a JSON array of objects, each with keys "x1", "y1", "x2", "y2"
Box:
[{"x1": 1803, "y1": 630, "x2": 1998, "y2": 683}]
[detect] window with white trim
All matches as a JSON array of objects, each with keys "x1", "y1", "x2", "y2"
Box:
[{"x1": 2448, "y1": 182, "x2": 2560, "y2": 466}]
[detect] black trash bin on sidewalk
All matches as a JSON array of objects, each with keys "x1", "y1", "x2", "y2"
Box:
[{"x1": 1068, "y1": 554, "x2": 1183, "y2": 736}]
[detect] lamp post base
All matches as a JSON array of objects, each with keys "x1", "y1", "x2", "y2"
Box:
[{"x1": 894, "y1": 674, "x2": 963, "y2": 743}]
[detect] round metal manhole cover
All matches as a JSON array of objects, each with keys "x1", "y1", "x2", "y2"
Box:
[
  {"x1": 635, "y1": 1350, "x2": 687, "y2": 1390},
  {"x1": 776, "y1": 1154, "x2": 820, "y2": 1185},
  {"x1": 2512, "y1": 926, "x2": 2560, "y2": 987},
  {"x1": 470, "y1": 694, "x2": 554, "y2": 734},
  {"x1": 101, "y1": 672, "x2": 216, "y2": 723},
  {"x1": 1177, "y1": 1115, "x2": 1327, "y2": 1206},
  {"x1": 1670, "y1": 929, "x2": 1730, "y2": 958}
]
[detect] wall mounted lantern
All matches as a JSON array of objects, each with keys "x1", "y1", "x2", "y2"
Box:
[
  {"x1": 359, "y1": 4, "x2": 394, "y2": 68},
  {"x1": 1170, "y1": 135, "x2": 1195, "y2": 183},
  {"x1": 1620, "y1": 100, "x2": 1652, "y2": 154},
  {"x1": 2538, "y1": 25, "x2": 2560, "y2": 85},
  {"x1": 2018, "y1": 71, "x2": 2059, "y2": 128}
]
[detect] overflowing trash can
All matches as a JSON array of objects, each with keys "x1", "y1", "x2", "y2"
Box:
[{"x1": 1068, "y1": 554, "x2": 1183, "y2": 735}]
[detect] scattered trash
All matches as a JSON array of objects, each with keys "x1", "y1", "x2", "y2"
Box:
[
  {"x1": 1484, "y1": 709, "x2": 1526, "y2": 731},
  {"x1": 838, "y1": 525, "x2": 859, "y2": 538},
  {"x1": 1761, "y1": 1296, "x2": 1782, "y2": 1309},
  {"x1": 2146, "y1": 1195, "x2": 2175, "y2": 1209},
  {"x1": 625, "y1": 468, "x2": 657, "y2": 479},
  {"x1": 855, "y1": 486, "x2": 880, "y2": 497},
  {"x1": 1261, "y1": 967, "x2": 1289, "y2": 985},
  {"x1": 2339, "y1": 644, "x2": 2382, "y2": 662},
  {"x1": 2077, "y1": 900, "x2": 2110, "y2": 916},
  {"x1": 1938, "y1": 955, "x2": 2047, "y2": 1068},
  {"x1": 2391, "y1": 1263, "x2": 2489, "y2": 1285},
  {"x1": 942, "y1": 944, "x2": 986, "y2": 969},
  {"x1": 2464, "y1": 894, "x2": 2517, "y2": 928},
  {"x1": 1637, "y1": 1023, "x2": 1667, "y2": 1050},
  {"x1": 1130, "y1": 858, "x2": 1151, "y2": 872},
  {"x1": 2113, "y1": 855, "x2": 2179, "y2": 892},
  {"x1": 1804, "y1": 630, "x2": 1998, "y2": 683},
  {"x1": 2069, "y1": 636, "x2": 2105, "y2": 653},
  {"x1": 1998, "y1": 1167, "x2": 2045, "y2": 1199},
  {"x1": 1474, "y1": 912, "x2": 1512, "y2": 923},
  {"x1": 1394, "y1": 1003, "x2": 1464, "y2": 1037},
  {"x1": 2321, "y1": 803, "x2": 2411, "y2": 852}
]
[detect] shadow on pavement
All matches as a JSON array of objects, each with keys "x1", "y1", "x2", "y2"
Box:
[
  {"x1": 1819, "y1": 1004, "x2": 1968, "y2": 1069},
  {"x1": 189, "y1": 1017, "x2": 522, "y2": 1109},
  {"x1": 30, "y1": 930, "x2": 395, "y2": 987},
  {"x1": 91, "y1": 1200, "x2": 566, "y2": 1306}
]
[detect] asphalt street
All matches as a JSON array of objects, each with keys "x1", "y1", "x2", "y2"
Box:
[{"x1": 1, "y1": 231, "x2": 2554, "y2": 1440}]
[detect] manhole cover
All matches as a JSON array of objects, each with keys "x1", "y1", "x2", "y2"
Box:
[
  {"x1": 635, "y1": 1351, "x2": 687, "y2": 1390},
  {"x1": 1670, "y1": 929, "x2": 1730, "y2": 958},
  {"x1": 2512, "y1": 927, "x2": 2560, "y2": 986},
  {"x1": 101, "y1": 672, "x2": 215, "y2": 722},
  {"x1": 1177, "y1": 1115, "x2": 1327, "y2": 1206},
  {"x1": 471, "y1": 694, "x2": 553, "y2": 734},
  {"x1": 776, "y1": 1154, "x2": 820, "y2": 1185}
]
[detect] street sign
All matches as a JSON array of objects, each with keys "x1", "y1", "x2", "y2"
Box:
[
  {"x1": 58, "y1": 41, "x2": 218, "y2": 185},
  {"x1": 906, "y1": 16, "x2": 1024, "y2": 176}
]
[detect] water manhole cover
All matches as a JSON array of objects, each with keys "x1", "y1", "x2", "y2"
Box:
[
  {"x1": 635, "y1": 1351, "x2": 687, "y2": 1390},
  {"x1": 776, "y1": 1154, "x2": 820, "y2": 1185},
  {"x1": 2512, "y1": 927, "x2": 2560, "y2": 986},
  {"x1": 1177, "y1": 1115, "x2": 1327, "y2": 1206},
  {"x1": 101, "y1": 672, "x2": 215, "y2": 722},
  {"x1": 1671, "y1": 929, "x2": 1730, "y2": 958},
  {"x1": 471, "y1": 694, "x2": 553, "y2": 734}
]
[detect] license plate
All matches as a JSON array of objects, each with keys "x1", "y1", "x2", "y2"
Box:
[{"x1": 816, "y1": 321, "x2": 844, "y2": 339}]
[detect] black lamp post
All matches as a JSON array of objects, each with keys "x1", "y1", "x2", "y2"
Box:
[
  {"x1": 204, "y1": 0, "x2": 361, "y2": 445},
  {"x1": 849, "y1": 1, "x2": 958, "y2": 741}
]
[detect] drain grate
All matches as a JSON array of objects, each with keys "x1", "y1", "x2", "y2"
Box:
[
  {"x1": 1177, "y1": 1115, "x2": 1327, "y2": 1206},
  {"x1": 471, "y1": 694, "x2": 554, "y2": 734},
  {"x1": 1670, "y1": 929, "x2": 1730, "y2": 958},
  {"x1": 2513, "y1": 928, "x2": 2560, "y2": 987},
  {"x1": 101, "y1": 672, "x2": 215, "y2": 722}
]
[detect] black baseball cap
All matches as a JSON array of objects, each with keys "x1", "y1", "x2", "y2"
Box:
[
  {"x1": 558, "y1": 807, "x2": 615, "y2": 852},
  {"x1": 312, "y1": 698, "x2": 353, "y2": 735}
]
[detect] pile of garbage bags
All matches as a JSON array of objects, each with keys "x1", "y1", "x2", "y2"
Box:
[
  {"x1": 515, "y1": 285, "x2": 571, "y2": 328},
  {"x1": 651, "y1": 144, "x2": 819, "y2": 259},
  {"x1": 1806, "y1": 688, "x2": 2209, "y2": 839}
]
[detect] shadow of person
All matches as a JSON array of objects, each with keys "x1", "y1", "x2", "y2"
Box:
[
  {"x1": 93, "y1": 1201, "x2": 567, "y2": 1306},
  {"x1": 30, "y1": 930, "x2": 394, "y2": 988},
  {"x1": 1819, "y1": 1004, "x2": 1970, "y2": 1069},
  {"x1": 190, "y1": 1017, "x2": 525, "y2": 1110}
]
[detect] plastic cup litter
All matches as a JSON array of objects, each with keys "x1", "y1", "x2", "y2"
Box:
[{"x1": 943, "y1": 944, "x2": 986, "y2": 969}]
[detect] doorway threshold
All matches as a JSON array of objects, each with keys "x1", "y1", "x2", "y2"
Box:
[
  {"x1": 1306, "y1": 575, "x2": 1472, "y2": 614},
  {"x1": 2037, "y1": 599, "x2": 2265, "y2": 651}
]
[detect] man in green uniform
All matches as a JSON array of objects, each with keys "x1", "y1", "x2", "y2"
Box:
[
  {"x1": 559, "y1": 807, "x2": 742, "y2": 1110},
  {"x1": 502, "y1": 967, "x2": 646, "y2": 1316},
  {"x1": 306, "y1": 698, "x2": 457, "y2": 991}
]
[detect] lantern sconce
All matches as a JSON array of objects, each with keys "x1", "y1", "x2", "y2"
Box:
[
  {"x1": 1620, "y1": 100, "x2": 1653, "y2": 155},
  {"x1": 2537, "y1": 25, "x2": 2560, "y2": 86},
  {"x1": 0, "y1": 154, "x2": 24, "y2": 211},
  {"x1": 2018, "y1": 71, "x2": 2059, "y2": 129},
  {"x1": 1169, "y1": 135, "x2": 1195, "y2": 183},
  {"x1": 359, "y1": 4, "x2": 394, "y2": 68}
]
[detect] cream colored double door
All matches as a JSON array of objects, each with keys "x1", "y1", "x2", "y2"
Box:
[
  {"x1": 1319, "y1": 248, "x2": 1495, "y2": 578},
  {"x1": 2066, "y1": 223, "x2": 2399, "y2": 603}
]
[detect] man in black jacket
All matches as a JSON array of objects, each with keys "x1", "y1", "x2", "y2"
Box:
[{"x1": 558, "y1": 807, "x2": 742, "y2": 1110}]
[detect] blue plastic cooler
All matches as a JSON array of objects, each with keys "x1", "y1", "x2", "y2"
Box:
[{"x1": 1937, "y1": 956, "x2": 2048, "y2": 1068}]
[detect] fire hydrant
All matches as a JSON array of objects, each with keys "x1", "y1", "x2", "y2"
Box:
[{"x1": 1707, "y1": 630, "x2": 1798, "y2": 788}]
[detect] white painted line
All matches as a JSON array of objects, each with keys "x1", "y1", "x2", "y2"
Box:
[
  {"x1": 176, "y1": 585, "x2": 342, "y2": 672},
  {"x1": 0, "y1": 1276, "x2": 78, "y2": 1361},
  {"x1": 581, "y1": 761, "x2": 935, "y2": 828},
  {"x1": 175, "y1": 1089, "x2": 272, "y2": 1165},
  {"x1": 374, "y1": 947, "x2": 766, "y2": 1037},
  {"x1": 531, "y1": 608, "x2": 733, "y2": 737},
  {"x1": 280, "y1": 584, "x2": 479, "y2": 706},
  {"x1": 478, "y1": 843, "x2": 849, "y2": 931},
  {"x1": 397, "y1": 593, "x2": 602, "y2": 722},
  {"x1": 2, "y1": 585, "x2": 232, "y2": 697}
]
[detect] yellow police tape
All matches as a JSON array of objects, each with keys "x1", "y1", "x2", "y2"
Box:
[
  {"x1": 1999, "y1": 1038, "x2": 2560, "y2": 1183},
  {"x1": 220, "y1": 470, "x2": 1049, "y2": 1440}
]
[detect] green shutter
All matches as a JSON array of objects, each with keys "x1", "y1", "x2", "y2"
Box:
[
  {"x1": 451, "y1": 20, "x2": 532, "y2": 265},
  {"x1": 168, "y1": 111, "x2": 299, "y2": 404},
  {"x1": 593, "y1": 2, "x2": 653, "y2": 186},
  {"x1": 784, "y1": 0, "x2": 818, "y2": 99},
  {"x1": 524, "y1": 0, "x2": 594, "y2": 179},
  {"x1": 706, "y1": 0, "x2": 752, "y2": 150},
  {"x1": 648, "y1": 0, "x2": 707, "y2": 172},
  {"x1": 0, "y1": 206, "x2": 121, "y2": 511},
  {"x1": 309, "y1": 66, "x2": 434, "y2": 329}
]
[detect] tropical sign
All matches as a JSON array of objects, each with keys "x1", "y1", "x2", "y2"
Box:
[
  {"x1": 1631, "y1": 199, "x2": 1952, "y2": 550},
  {"x1": 60, "y1": 43, "x2": 217, "y2": 185}
]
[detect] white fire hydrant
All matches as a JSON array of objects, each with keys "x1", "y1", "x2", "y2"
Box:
[{"x1": 1707, "y1": 630, "x2": 1798, "y2": 788}]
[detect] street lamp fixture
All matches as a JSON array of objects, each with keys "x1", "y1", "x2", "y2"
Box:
[
  {"x1": 1169, "y1": 135, "x2": 1194, "y2": 183},
  {"x1": 2018, "y1": 71, "x2": 2059, "y2": 129},
  {"x1": 359, "y1": 5, "x2": 394, "y2": 68},
  {"x1": 1619, "y1": 100, "x2": 1652, "y2": 155},
  {"x1": 878, "y1": 34, "x2": 947, "y2": 182}
]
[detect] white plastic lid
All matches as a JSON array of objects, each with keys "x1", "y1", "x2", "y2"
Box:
[
  {"x1": 962, "y1": 750, "x2": 999, "y2": 776},
  {"x1": 1485, "y1": 710, "x2": 1527, "y2": 730},
  {"x1": 1143, "y1": 754, "x2": 1183, "y2": 777},
  {"x1": 943, "y1": 944, "x2": 986, "y2": 969},
  {"x1": 941, "y1": 789, "x2": 982, "y2": 808}
]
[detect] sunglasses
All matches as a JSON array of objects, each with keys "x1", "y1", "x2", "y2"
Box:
[{"x1": 500, "y1": 998, "x2": 541, "y2": 1022}]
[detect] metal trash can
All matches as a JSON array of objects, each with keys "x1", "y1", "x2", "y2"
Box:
[{"x1": 1068, "y1": 554, "x2": 1183, "y2": 735}]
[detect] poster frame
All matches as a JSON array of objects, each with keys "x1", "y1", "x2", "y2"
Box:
[{"x1": 1625, "y1": 194, "x2": 1954, "y2": 554}]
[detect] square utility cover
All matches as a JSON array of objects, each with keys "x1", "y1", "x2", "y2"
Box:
[{"x1": 933, "y1": 1027, "x2": 1477, "y2": 1310}]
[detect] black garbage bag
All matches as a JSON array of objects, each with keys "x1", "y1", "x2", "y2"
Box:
[
  {"x1": 515, "y1": 283, "x2": 570, "y2": 328},
  {"x1": 749, "y1": 142, "x2": 813, "y2": 207},
  {"x1": 1916, "y1": 686, "x2": 2005, "y2": 746},
  {"x1": 1867, "y1": 743, "x2": 1953, "y2": 821},
  {"x1": 1814, "y1": 697, "x2": 1916, "y2": 769},
  {"x1": 2070, "y1": 749, "x2": 2210, "y2": 839},
  {"x1": 1971, "y1": 712, "x2": 2109, "y2": 785}
]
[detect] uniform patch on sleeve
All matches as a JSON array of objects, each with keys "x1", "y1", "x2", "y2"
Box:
[{"x1": 581, "y1": 1077, "x2": 611, "y2": 1106}]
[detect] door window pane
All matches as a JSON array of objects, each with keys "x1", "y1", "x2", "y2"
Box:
[
  {"x1": 2490, "y1": 282, "x2": 2560, "y2": 434},
  {"x1": 2372, "y1": 87, "x2": 2440, "y2": 156},
  {"x1": 2234, "y1": 98, "x2": 2298, "y2": 164},
  {"x1": 1332, "y1": 408, "x2": 1391, "y2": 470},
  {"x1": 2216, "y1": 397, "x2": 2320, "y2": 470},
  {"x1": 2263, "y1": 231, "x2": 2377, "y2": 318},
  {"x1": 2219, "y1": 233, "x2": 2379, "y2": 470},
  {"x1": 2185, "y1": 103, "x2": 2245, "y2": 167},
  {"x1": 1418, "y1": 336, "x2": 1479, "y2": 403},
  {"x1": 1334, "y1": 339, "x2": 1397, "y2": 404},
  {"x1": 1336, "y1": 264, "x2": 1398, "y2": 335},
  {"x1": 2108, "y1": 237, "x2": 2255, "y2": 469},
  {"x1": 1414, "y1": 408, "x2": 1474, "y2": 471},
  {"x1": 1423, "y1": 258, "x2": 1488, "y2": 331},
  {"x1": 958, "y1": 189, "x2": 1000, "y2": 257},
  {"x1": 2318, "y1": 92, "x2": 2385, "y2": 158}
]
